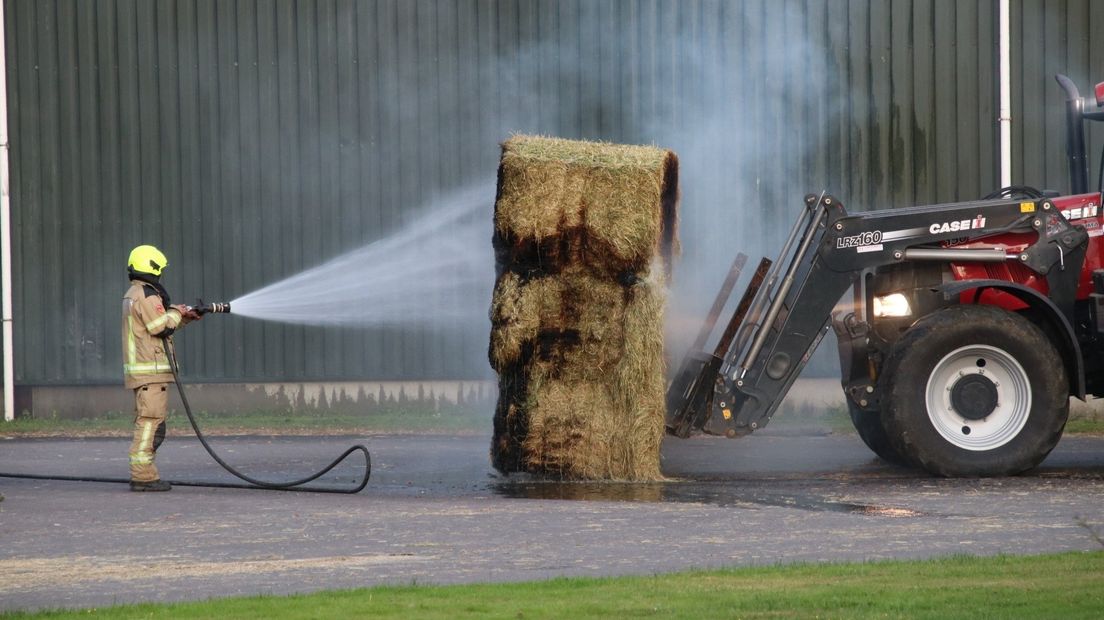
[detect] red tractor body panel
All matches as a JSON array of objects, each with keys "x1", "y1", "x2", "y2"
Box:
[{"x1": 949, "y1": 192, "x2": 1104, "y2": 309}]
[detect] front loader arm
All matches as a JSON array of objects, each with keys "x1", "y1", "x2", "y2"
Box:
[
  {"x1": 668, "y1": 192, "x2": 1089, "y2": 438},
  {"x1": 703, "y1": 194, "x2": 853, "y2": 437}
]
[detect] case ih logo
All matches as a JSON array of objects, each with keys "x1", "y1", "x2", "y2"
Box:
[
  {"x1": 1061, "y1": 204, "x2": 1099, "y2": 220},
  {"x1": 929, "y1": 215, "x2": 986, "y2": 235}
]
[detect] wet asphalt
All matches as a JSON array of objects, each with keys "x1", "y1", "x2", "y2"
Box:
[{"x1": 1, "y1": 429, "x2": 1103, "y2": 612}]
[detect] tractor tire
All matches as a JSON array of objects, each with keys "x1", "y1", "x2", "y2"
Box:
[
  {"x1": 847, "y1": 402, "x2": 910, "y2": 466},
  {"x1": 881, "y1": 305, "x2": 1069, "y2": 477}
]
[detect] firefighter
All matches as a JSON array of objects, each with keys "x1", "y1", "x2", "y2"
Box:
[{"x1": 122, "y1": 245, "x2": 202, "y2": 492}]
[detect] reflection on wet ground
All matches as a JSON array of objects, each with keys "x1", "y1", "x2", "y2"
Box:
[
  {"x1": 484, "y1": 432, "x2": 1104, "y2": 516},
  {"x1": 490, "y1": 479, "x2": 925, "y2": 517}
]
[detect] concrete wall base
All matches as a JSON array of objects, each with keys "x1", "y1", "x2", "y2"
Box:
[{"x1": 15, "y1": 381, "x2": 499, "y2": 419}]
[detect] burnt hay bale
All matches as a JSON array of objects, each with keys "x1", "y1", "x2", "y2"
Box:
[{"x1": 489, "y1": 135, "x2": 679, "y2": 481}]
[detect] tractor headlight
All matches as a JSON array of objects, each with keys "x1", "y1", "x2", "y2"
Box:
[{"x1": 873, "y1": 293, "x2": 912, "y2": 318}]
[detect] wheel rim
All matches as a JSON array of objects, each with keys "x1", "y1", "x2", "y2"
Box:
[{"x1": 924, "y1": 344, "x2": 1031, "y2": 451}]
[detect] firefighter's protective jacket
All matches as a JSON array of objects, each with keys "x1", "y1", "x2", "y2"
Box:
[{"x1": 121, "y1": 280, "x2": 190, "y2": 389}]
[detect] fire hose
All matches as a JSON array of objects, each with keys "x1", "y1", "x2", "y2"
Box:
[{"x1": 0, "y1": 301, "x2": 371, "y2": 494}]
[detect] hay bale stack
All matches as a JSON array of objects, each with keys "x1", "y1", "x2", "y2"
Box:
[{"x1": 489, "y1": 135, "x2": 679, "y2": 481}]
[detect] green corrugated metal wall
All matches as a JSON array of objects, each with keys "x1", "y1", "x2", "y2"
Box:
[
  {"x1": 0, "y1": 0, "x2": 1092, "y2": 385},
  {"x1": 1012, "y1": 0, "x2": 1104, "y2": 193}
]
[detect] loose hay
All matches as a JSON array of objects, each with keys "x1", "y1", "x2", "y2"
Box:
[{"x1": 489, "y1": 135, "x2": 678, "y2": 481}]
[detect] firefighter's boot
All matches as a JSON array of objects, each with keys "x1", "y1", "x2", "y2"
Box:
[{"x1": 129, "y1": 479, "x2": 172, "y2": 492}]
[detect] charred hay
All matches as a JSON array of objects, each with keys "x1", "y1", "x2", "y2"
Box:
[{"x1": 489, "y1": 135, "x2": 678, "y2": 481}]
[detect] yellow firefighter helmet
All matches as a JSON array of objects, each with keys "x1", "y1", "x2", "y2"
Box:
[{"x1": 127, "y1": 245, "x2": 169, "y2": 277}]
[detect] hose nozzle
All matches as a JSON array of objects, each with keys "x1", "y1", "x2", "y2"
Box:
[{"x1": 193, "y1": 299, "x2": 231, "y2": 315}]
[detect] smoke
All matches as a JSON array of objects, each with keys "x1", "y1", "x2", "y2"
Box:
[
  {"x1": 222, "y1": 3, "x2": 849, "y2": 378},
  {"x1": 628, "y1": 10, "x2": 843, "y2": 374}
]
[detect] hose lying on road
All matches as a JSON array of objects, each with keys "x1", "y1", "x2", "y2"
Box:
[{"x1": 0, "y1": 340, "x2": 371, "y2": 494}]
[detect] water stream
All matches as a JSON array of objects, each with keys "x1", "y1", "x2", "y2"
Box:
[{"x1": 229, "y1": 182, "x2": 495, "y2": 327}]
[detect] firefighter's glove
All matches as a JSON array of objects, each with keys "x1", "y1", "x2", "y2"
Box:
[{"x1": 173, "y1": 304, "x2": 203, "y2": 323}]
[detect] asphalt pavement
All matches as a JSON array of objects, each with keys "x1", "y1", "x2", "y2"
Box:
[{"x1": 1, "y1": 429, "x2": 1103, "y2": 612}]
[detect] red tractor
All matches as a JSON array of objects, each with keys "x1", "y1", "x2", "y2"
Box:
[{"x1": 668, "y1": 74, "x2": 1104, "y2": 476}]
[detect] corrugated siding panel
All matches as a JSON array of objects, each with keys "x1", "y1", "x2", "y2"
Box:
[
  {"x1": 1012, "y1": 0, "x2": 1104, "y2": 194},
  {"x1": 0, "y1": 0, "x2": 1032, "y2": 385}
]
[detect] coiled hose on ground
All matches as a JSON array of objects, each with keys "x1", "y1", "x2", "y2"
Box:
[{"x1": 0, "y1": 339, "x2": 371, "y2": 494}]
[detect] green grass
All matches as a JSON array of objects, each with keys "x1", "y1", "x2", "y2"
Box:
[
  {"x1": 5, "y1": 551, "x2": 1103, "y2": 619},
  {"x1": 772, "y1": 402, "x2": 855, "y2": 434},
  {"x1": 1066, "y1": 418, "x2": 1104, "y2": 434},
  {"x1": 1067, "y1": 399, "x2": 1104, "y2": 434},
  {"x1": 0, "y1": 407, "x2": 489, "y2": 437}
]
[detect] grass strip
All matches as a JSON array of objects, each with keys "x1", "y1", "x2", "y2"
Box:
[
  {"x1": 6, "y1": 551, "x2": 1103, "y2": 619},
  {"x1": 0, "y1": 407, "x2": 490, "y2": 437},
  {"x1": 1067, "y1": 417, "x2": 1104, "y2": 434}
]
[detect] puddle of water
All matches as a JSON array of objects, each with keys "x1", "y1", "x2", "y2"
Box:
[
  {"x1": 851, "y1": 506, "x2": 923, "y2": 518},
  {"x1": 493, "y1": 482, "x2": 666, "y2": 502},
  {"x1": 490, "y1": 480, "x2": 924, "y2": 517}
]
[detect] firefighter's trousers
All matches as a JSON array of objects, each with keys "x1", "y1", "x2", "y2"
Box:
[{"x1": 129, "y1": 383, "x2": 170, "y2": 482}]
